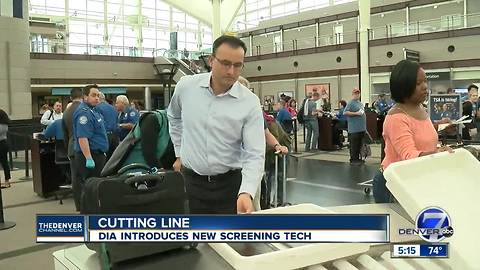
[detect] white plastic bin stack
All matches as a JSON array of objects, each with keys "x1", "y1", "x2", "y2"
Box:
[{"x1": 210, "y1": 148, "x2": 478, "y2": 270}]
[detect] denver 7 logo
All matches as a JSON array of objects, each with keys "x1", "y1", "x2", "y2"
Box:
[{"x1": 416, "y1": 207, "x2": 452, "y2": 242}]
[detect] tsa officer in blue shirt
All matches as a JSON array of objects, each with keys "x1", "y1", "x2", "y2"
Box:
[
  {"x1": 72, "y1": 85, "x2": 108, "y2": 203},
  {"x1": 115, "y1": 95, "x2": 139, "y2": 141},
  {"x1": 96, "y1": 92, "x2": 119, "y2": 160},
  {"x1": 373, "y1": 94, "x2": 389, "y2": 115},
  {"x1": 43, "y1": 118, "x2": 64, "y2": 140}
]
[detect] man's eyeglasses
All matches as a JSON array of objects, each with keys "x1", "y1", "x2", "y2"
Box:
[{"x1": 213, "y1": 55, "x2": 244, "y2": 70}]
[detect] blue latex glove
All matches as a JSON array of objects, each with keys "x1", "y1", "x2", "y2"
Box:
[{"x1": 86, "y1": 158, "x2": 95, "y2": 169}]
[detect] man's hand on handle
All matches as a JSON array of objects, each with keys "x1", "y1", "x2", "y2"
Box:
[{"x1": 173, "y1": 157, "x2": 182, "y2": 172}]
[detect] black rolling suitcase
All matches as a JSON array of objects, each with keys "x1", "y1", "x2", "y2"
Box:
[
  {"x1": 260, "y1": 154, "x2": 290, "y2": 209},
  {"x1": 81, "y1": 164, "x2": 193, "y2": 268}
]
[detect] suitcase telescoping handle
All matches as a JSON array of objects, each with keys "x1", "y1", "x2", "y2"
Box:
[
  {"x1": 124, "y1": 173, "x2": 166, "y2": 185},
  {"x1": 273, "y1": 153, "x2": 287, "y2": 208},
  {"x1": 118, "y1": 163, "x2": 152, "y2": 174}
]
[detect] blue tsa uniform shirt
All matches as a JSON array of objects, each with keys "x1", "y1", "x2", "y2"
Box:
[
  {"x1": 43, "y1": 118, "x2": 64, "y2": 140},
  {"x1": 95, "y1": 101, "x2": 118, "y2": 133},
  {"x1": 73, "y1": 102, "x2": 109, "y2": 153},
  {"x1": 117, "y1": 107, "x2": 139, "y2": 140}
]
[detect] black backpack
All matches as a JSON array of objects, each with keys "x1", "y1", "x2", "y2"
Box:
[{"x1": 297, "y1": 99, "x2": 309, "y2": 124}]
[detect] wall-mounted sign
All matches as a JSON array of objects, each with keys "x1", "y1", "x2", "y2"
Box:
[
  {"x1": 403, "y1": 48, "x2": 420, "y2": 62},
  {"x1": 426, "y1": 72, "x2": 450, "y2": 81},
  {"x1": 51, "y1": 87, "x2": 127, "y2": 96},
  {"x1": 429, "y1": 94, "x2": 461, "y2": 122}
]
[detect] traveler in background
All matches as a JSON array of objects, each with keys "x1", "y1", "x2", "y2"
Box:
[
  {"x1": 373, "y1": 60, "x2": 452, "y2": 203},
  {"x1": 462, "y1": 84, "x2": 479, "y2": 140},
  {"x1": 314, "y1": 89, "x2": 324, "y2": 112},
  {"x1": 344, "y1": 88, "x2": 367, "y2": 165},
  {"x1": 41, "y1": 101, "x2": 63, "y2": 127},
  {"x1": 274, "y1": 100, "x2": 293, "y2": 133},
  {"x1": 373, "y1": 94, "x2": 389, "y2": 115},
  {"x1": 96, "y1": 92, "x2": 119, "y2": 160},
  {"x1": 168, "y1": 35, "x2": 265, "y2": 214},
  {"x1": 287, "y1": 99, "x2": 298, "y2": 117},
  {"x1": 72, "y1": 85, "x2": 108, "y2": 211},
  {"x1": 130, "y1": 100, "x2": 144, "y2": 111},
  {"x1": 0, "y1": 109, "x2": 11, "y2": 188},
  {"x1": 237, "y1": 76, "x2": 288, "y2": 154},
  {"x1": 320, "y1": 97, "x2": 331, "y2": 112},
  {"x1": 304, "y1": 92, "x2": 320, "y2": 152},
  {"x1": 116, "y1": 95, "x2": 139, "y2": 141},
  {"x1": 332, "y1": 100, "x2": 348, "y2": 148},
  {"x1": 39, "y1": 104, "x2": 49, "y2": 115},
  {"x1": 335, "y1": 100, "x2": 348, "y2": 124},
  {"x1": 137, "y1": 101, "x2": 145, "y2": 111},
  {"x1": 237, "y1": 76, "x2": 250, "y2": 89},
  {"x1": 62, "y1": 87, "x2": 83, "y2": 210}
]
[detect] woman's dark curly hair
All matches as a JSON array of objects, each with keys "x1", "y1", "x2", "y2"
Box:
[{"x1": 0, "y1": 109, "x2": 10, "y2": 125}]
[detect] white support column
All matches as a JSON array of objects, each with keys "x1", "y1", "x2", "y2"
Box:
[
  {"x1": 169, "y1": 6, "x2": 173, "y2": 33},
  {"x1": 122, "y1": 0, "x2": 125, "y2": 56},
  {"x1": 104, "y1": 0, "x2": 108, "y2": 48},
  {"x1": 155, "y1": 0, "x2": 157, "y2": 50},
  {"x1": 294, "y1": 78, "x2": 299, "y2": 102},
  {"x1": 197, "y1": 23, "x2": 203, "y2": 50},
  {"x1": 164, "y1": 87, "x2": 170, "y2": 108},
  {"x1": 85, "y1": 0, "x2": 89, "y2": 53},
  {"x1": 268, "y1": 0, "x2": 272, "y2": 18},
  {"x1": 464, "y1": 0, "x2": 468, "y2": 28},
  {"x1": 337, "y1": 74, "x2": 342, "y2": 103},
  {"x1": 145, "y1": 87, "x2": 151, "y2": 111},
  {"x1": 358, "y1": 0, "x2": 371, "y2": 104},
  {"x1": 279, "y1": 28, "x2": 284, "y2": 52},
  {"x1": 137, "y1": 0, "x2": 144, "y2": 56},
  {"x1": 212, "y1": 0, "x2": 222, "y2": 39},
  {"x1": 406, "y1": 6, "x2": 410, "y2": 35},
  {"x1": 315, "y1": 21, "x2": 320, "y2": 46},
  {"x1": 249, "y1": 34, "x2": 253, "y2": 56},
  {"x1": 65, "y1": 0, "x2": 69, "y2": 53}
]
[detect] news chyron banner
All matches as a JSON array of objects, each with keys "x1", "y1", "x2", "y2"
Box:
[{"x1": 37, "y1": 214, "x2": 389, "y2": 243}]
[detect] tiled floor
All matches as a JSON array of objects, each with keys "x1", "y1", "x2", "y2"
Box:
[{"x1": 0, "y1": 144, "x2": 381, "y2": 269}]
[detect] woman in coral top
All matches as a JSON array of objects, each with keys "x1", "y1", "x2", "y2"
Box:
[{"x1": 373, "y1": 60, "x2": 451, "y2": 203}]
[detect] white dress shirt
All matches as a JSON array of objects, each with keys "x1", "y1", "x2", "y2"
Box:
[
  {"x1": 315, "y1": 99, "x2": 324, "y2": 111},
  {"x1": 167, "y1": 72, "x2": 266, "y2": 197},
  {"x1": 41, "y1": 110, "x2": 63, "y2": 126}
]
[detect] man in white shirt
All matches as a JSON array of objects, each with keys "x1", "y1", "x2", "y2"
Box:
[
  {"x1": 167, "y1": 35, "x2": 265, "y2": 214},
  {"x1": 41, "y1": 101, "x2": 63, "y2": 126}
]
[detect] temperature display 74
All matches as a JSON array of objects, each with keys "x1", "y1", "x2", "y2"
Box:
[{"x1": 392, "y1": 244, "x2": 448, "y2": 258}]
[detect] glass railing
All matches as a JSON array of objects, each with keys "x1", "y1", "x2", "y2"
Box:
[
  {"x1": 153, "y1": 48, "x2": 211, "y2": 60},
  {"x1": 30, "y1": 40, "x2": 157, "y2": 57},
  {"x1": 153, "y1": 48, "x2": 212, "y2": 74},
  {"x1": 370, "y1": 13, "x2": 480, "y2": 39},
  {"x1": 249, "y1": 13, "x2": 480, "y2": 56},
  {"x1": 252, "y1": 30, "x2": 358, "y2": 56}
]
